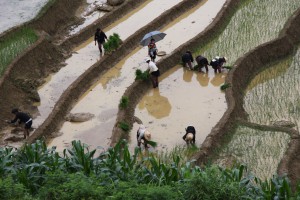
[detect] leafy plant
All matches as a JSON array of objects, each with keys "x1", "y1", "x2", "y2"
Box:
[
  {"x1": 221, "y1": 83, "x2": 231, "y2": 90},
  {"x1": 119, "y1": 96, "x2": 129, "y2": 109},
  {"x1": 103, "y1": 33, "x2": 122, "y2": 54},
  {"x1": 118, "y1": 121, "x2": 130, "y2": 132},
  {"x1": 135, "y1": 69, "x2": 149, "y2": 81}
]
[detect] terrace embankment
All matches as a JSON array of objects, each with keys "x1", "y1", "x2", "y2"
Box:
[
  {"x1": 110, "y1": 0, "x2": 242, "y2": 146},
  {"x1": 27, "y1": 0, "x2": 216, "y2": 144}
]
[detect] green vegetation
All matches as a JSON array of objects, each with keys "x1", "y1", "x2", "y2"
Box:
[
  {"x1": 220, "y1": 83, "x2": 231, "y2": 91},
  {"x1": 214, "y1": 125, "x2": 290, "y2": 180},
  {"x1": 119, "y1": 121, "x2": 130, "y2": 132},
  {"x1": 0, "y1": 140, "x2": 300, "y2": 199},
  {"x1": 119, "y1": 96, "x2": 129, "y2": 109},
  {"x1": 35, "y1": 0, "x2": 57, "y2": 19},
  {"x1": 244, "y1": 49, "x2": 300, "y2": 128},
  {"x1": 135, "y1": 69, "x2": 149, "y2": 81},
  {"x1": 0, "y1": 27, "x2": 38, "y2": 77},
  {"x1": 103, "y1": 33, "x2": 122, "y2": 54},
  {"x1": 194, "y1": 0, "x2": 300, "y2": 66}
]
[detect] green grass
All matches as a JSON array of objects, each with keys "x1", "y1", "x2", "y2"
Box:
[
  {"x1": 194, "y1": 0, "x2": 300, "y2": 66},
  {"x1": 119, "y1": 96, "x2": 129, "y2": 109},
  {"x1": 0, "y1": 27, "x2": 38, "y2": 77}
]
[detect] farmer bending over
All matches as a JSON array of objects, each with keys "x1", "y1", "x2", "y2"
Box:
[
  {"x1": 6, "y1": 108, "x2": 32, "y2": 139},
  {"x1": 137, "y1": 125, "x2": 151, "y2": 148}
]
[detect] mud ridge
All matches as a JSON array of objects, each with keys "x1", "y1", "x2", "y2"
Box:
[
  {"x1": 28, "y1": 0, "x2": 213, "y2": 144},
  {"x1": 110, "y1": 0, "x2": 242, "y2": 146}
]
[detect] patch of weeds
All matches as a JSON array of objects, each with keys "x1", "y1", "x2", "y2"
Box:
[
  {"x1": 119, "y1": 96, "x2": 129, "y2": 109},
  {"x1": 220, "y1": 83, "x2": 231, "y2": 91},
  {"x1": 119, "y1": 121, "x2": 130, "y2": 132}
]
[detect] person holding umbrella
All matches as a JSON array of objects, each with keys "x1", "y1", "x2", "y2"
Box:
[
  {"x1": 140, "y1": 30, "x2": 166, "y2": 62},
  {"x1": 146, "y1": 57, "x2": 160, "y2": 88},
  {"x1": 148, "y1": 38, "x2": 158, "y2": 62}
]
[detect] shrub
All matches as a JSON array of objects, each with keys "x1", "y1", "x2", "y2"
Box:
[
  {"x1": 37, "y1": 172, "x2": 108, "y2": 200},
  {"x1": 0, "y1": 176, "x2": 28, "y2": 199},
  {"x1": 119, "y1": 96, "x2": 129, "y2": 109},
  {"x1": 181, "y1": 166, "x2": 245, "y2": 200}
]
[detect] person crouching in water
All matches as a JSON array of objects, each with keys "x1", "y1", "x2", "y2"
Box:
[
  {"x1": 195, "y1": 55, "x2": 209, "y2": 73},
  {"x1": 182, "y1": 126, "x2": 196, "y2": 145},
  {"x1": 182, "y1": 51, "x2": 194, "y2": 70},
  {"x1": 146, "y1": 57, "x2": 160, "y2": 88},
  {"x1": 6, "y1": 108, "x2": 33, "y2": 139},
  {"x1": 137, "y1": 125, "x2": 151, "y2": 149},
  {"x1": 210, "y1": 56, "x2": 227, "y2": 73}
]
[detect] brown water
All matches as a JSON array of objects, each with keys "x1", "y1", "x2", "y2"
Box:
[
  {"x1": 48, "y1": 0, "x2": 227, "y2": 152},
  {"x1": 35, "y1": 0, "x2": 183, "y2": 128}
]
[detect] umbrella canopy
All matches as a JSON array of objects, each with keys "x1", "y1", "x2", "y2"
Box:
[{"x1": 140, "y1": 30, "x2": 167, "y2": 46}]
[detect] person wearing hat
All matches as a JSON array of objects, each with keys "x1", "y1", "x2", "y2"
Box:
[
  {"x1": 5, "y1": 108, "x2": 33, "y2": 139},
  {"x1": 210, "y1": 56, "x2": 227, "y2": 73},
  {"x1": 146, "y1": 57, "x2": 160, "y2": 88},
  {"x1": 182, "y1": 126, "x2": 196, "y2": 145},
  {"x1": 181, "y1": 51, "x2": 194, "y2": 70},
  {"x1": 137, "y1": 125, "x2": 151, "y2": 148},
  {"x1": 94, "y1": 28, "x2": 107, "y2": 54},
  {"x1": 195, "y1": 55, "x2": 209, "y2": 73}
]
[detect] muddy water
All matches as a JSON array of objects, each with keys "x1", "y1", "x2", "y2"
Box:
[
  {"x1": 214, "y1": 125, "x2": 290, "y2": 180},
  {"x1": 131, "y1": 67, "x2": 227, "y2": 151},
  {"x1": 0, "y1": 0, "x2": 49, "y2": 34},
  {"x1": 48, "y1": 0, "x2": 226, "y2": 152},
  {"x1": 69, "y1": 0, "x2": 107, "y2": 36},
  {"x1": 35, "y1": 0, "x2": 183, "y2": 129},
  {"x1": 244, "y1": 47, "x2": 300, "y2": 128}
]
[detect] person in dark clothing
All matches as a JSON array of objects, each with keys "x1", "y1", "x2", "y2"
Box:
[
  {"x1": 148, "y1": 38, "x2": 158, "y2": 62},
  {"x1": 94, "y1": 28, "x2": 107, "y2": 54},
  {"x1": 210, "y1": 56, "x2": 227, "y2": 73},
  {"x1": 195, "y1": 55, "x2": 209, "y2": 73},
  {"x1": 6, "y1": 108, "x2": 32, "y2": 139},
  {"x1": 182, "y1": 51, "x2": 194, "y2": 70},
  {"x1": 182, "y1": 126, "x2": 196, "y2": 145}
]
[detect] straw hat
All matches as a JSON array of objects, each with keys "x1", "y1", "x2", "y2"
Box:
[
  {"x1": 185, "y1": 133, "x2": 194, "y2": 141},
  {"x1": 144, "y1": 130, "x2": 151, "y2": 140}
]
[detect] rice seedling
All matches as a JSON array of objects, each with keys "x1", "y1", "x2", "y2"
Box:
[
  {"x1": 0, "y1": 27, "x2": 38, "y2": 77},
  {"x1": 103, "y1": 33, "x2": 122, "y2": 54},
  {"x1": 220, "y1": 83, "x2": 231, "y2": 91},
  {"x1": 135, "y1": 69, "x2": 149, "y2": 81},
  {"x1": 214, "y1": 125, "x2": 290, "y2": 180}
]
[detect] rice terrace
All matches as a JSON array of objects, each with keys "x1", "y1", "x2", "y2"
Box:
[{"x1": 0, "y1": 0, "x2": 300, "y2": 199}]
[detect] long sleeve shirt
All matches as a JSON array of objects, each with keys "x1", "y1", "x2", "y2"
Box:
[{"x1": 10, "y1": 112, "x2": 31, "y2": 124}]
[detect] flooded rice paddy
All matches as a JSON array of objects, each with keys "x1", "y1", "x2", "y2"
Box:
[
  {"x1": 35, "y1": 0, "x2": 182, "y2": 128},
  {"x1": 48, "y1": 0, "x2": 226, "y2": 152},
  {"x1": 215, "y1": 125, "x2": 290, "y2": 181},
  {"x1": 244, "y1": 47, "x2": 300, "y2": 128},
  {"x1": 0, "y1": 0, "x2": 48, "y2": 34}
]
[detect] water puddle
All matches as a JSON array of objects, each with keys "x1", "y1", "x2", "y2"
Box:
[
  {"x1": 0, "y1": 0, "x2": 49, "y2": 34},
  {"x1": 244, "y1": 47, "x2": 300, "y2": 128},
  {"x1": 214, "y1": 125, "x2": 290, "y2": 180},
  {"x1": 35, "y1": 0, "x2": 183, "y2": 129},
  {"x1": 48, "y1": 0, "x2": 227, "y2": 152}
]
